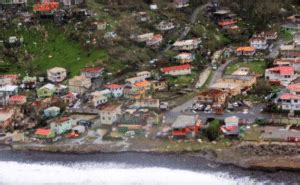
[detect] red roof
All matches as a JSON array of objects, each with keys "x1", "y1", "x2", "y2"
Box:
[
  {"x1": 218, "y1": 20, "x2": 238, "y2": 27},
  {"x1": 288, "y1": 83, "x2": 300, "y2": 92},
  {"x1": 81, "y1": 67, "x2": 104, "y2": 73},
  {"x1": 268, "y1": 66, "x2": 294, "y2": 76},
  {"x1": 65, "y1": 92, "x2": 76, "y2": 98},
  {"x1": 279, "y1": 93, "x2": 300, "y2": 100},
  {"x1": 33, "y1": 2, "x2": 59, "y2": 12},
  {"x1": 161, "y1": 64, "x2": 192, "y2": 73},
  {"x1": 0, "y1": 74, "x2": 18, "y2": 80},
  {"x1": 105, "y1": 84, "x2": 123, "y2": 89},
  {"x1": 35, "y1": 128, "x2": 52, "y2": 136},
  {"x1": 9, "y1": 95, "x2": 26, "y2": 102}
]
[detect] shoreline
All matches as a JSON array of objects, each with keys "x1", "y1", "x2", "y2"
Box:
[{"x1": 3, "y1": 141, "x2": 300, "y2": 172}]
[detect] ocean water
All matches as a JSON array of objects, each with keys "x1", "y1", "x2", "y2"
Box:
[{"x1": 0, "y1": 161, "x2": 260, "y2": 185}]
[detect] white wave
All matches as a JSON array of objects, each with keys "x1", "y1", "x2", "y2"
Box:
[{"x1": 0, "y1": 161, "x2": 260, "y2": 185}]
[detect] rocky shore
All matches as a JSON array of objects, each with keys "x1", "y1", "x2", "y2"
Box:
[{"x1": 5, "y1": 140, "x2": 300, "y2": 171}]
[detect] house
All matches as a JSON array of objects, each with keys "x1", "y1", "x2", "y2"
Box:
[
  {"x1": 221, "y1": 116, "x2": 240, "y2": 137},
  {"x1": 172, "y1": 115, "x2": 202, "y2": 138},
  {"x1": 276, "y1": 83, "x2": 300, "y2": 111},
  {"x1": 61, "y1": 0, "x2": 84, "y2": 7},
  {"x1": 274, "y1": 58, "x2": 300, "y2": 72},
  {"x1": 146, "y1": 34, "x2": 163, "y2": 47},
  {"x1": 218, "y1": 19, "x2": 238, "y2": 29},
  {"x1": 151, "y1": 80, "x2": 167, "y2": 91},
  {"x1": 0, "y1": 0, "x2": 27, "y2": 6},
  {"x1": 136, "y1": 71, "x2": 151, "y2": 79},
  {"x1": 232, "y1": 67, "x2": 250, "y2": 76},
  {"x1": 250, "y1": 37, "x2": 268, "y2": 50},
  {"x1": 265, "y1": 66, "x2": 296, "y2": 86},
  {"x1": 281, "y1": 15, "x2": 300, "y2": 33},
  {"x1": 69, "y1": 76, "x2": 92, "y2": 94},
  {"x1": 198, "y1": 89, "x2": 228, "y2": 107},
  {"x1": 125, "y1": 76, "x2": 146, "y2": 85},
  {"x1": 156, "y1": 20, "x2": 175, "y2": 31},
  {"x1": 9, "y1": 95, "x2": 27, "y2": 105},
  {"x1": 173, "y1": 38, "x2": 201, "y2": 51},
  {"x1": 0, "y1": 108, "x2": 15, "y2": 131},
  {"x1": 134, "y1": 80, "x2": 151, "y2": 91},
  {"x1": 22, "y1": 76, "x2": 37, "y2": 89},
  {"x1": 210, "y1": 82, "x2": 241, "y2": 96},
  {"x1": 161, "y1": 64, "x2": 192, "y2": 76},
  {"x1": 37, "y1": 83, "x2": 56, "y2": 98},
  {"x1": 0, "y1": 85, "x2": 18, "y2": 96},
  {"x1": 44, "y1": 106, "x2": 60, "y2": 118},
  {"x1": 63, "y1": 92, "x2": 77, "y2": 105},
  {"x1": 93, "y1": 21, "x2": 107, "y2": 30},
  {"x1": 90, "y1": 91, "x2": 108, "y2": 107},
  {"x1": 136, "y1": 98, "x2": 160, "y2": 109},
  {"x1": 0, "y1": 92, "x2": 9, "y2": 107},
  {"x1": 213, "y1": 9, "x2": 232, "y2": 21},
  {"x1": 34, "y1": 128, "x2": 55, "y2": 139},
  {"x1": 280, "y1": 43, "x2": 300, "y2": 59},
  {"x1": 136, "y1": 33, "x2": 154, "y2": 42},
  {"x1": 235, "y1": 46, "x2": 256, "y2": 56},
  {"x1": 105, "y1": 84, "x2": 124, "y2": 98},
  {"x1": 47, "y1": 67, "x2": 67, "y2": 83},
  {"x1": 55, "y1": 84, "x2": 68, "y2": 96},
  {"x1": 173, "y1": 0, "x2": 190, "y2": 8},
  {"x1": 175, "y1": 53, "x2": 194, "y2": 64},
  {"x1": 50, "y1": 117, "x2": 74, "y2": 135},
  {"x1": 80, "y1": 67, "x2": 104, "y2": 79},
  {"x1": 124, "y1": 86, "x2": 146, "y2": 100},
  {"x1": 136, "y1": 12, "x2": 150, "y2": 22},
  {"x1": 0, "y1": 74, "x2": 17, "y2": 87},
  {"x1": 218, "y1": 75, "x2": 257, "y2": 90},
  {"x1": 99, "y1": 104, "x2": 122, "y2": 126},
  {"x1": 253, "y1": 32, "x2": 278, "y2": 41}
]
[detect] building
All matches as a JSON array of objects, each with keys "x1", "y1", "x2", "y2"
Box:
[
  {"x1": 37, "y1": 83, "x2": 56, "y2": 98},
  {"x1": 235, "y1": 46, "x2": 256, "y2": 56},
  {"x1": 172, "y1": 115, "x2": 202, "y2": 138},
  {"x1": 134, "y1": 80, "x2": 151, "y2": 91},
  {"x1": 0, "y1": 92, "x2": 9, "y2": 107},
  {"x1": 198, "y1": 89, "x2": 228, "y2": 107},
  {"x1": 151, "y1": 80, "x2": 167, "y2": 91},
  {"x1": 105, "y1": 84, "x2": 124, "y2": 98},
  {"x1": 22, "y1": 76, "x2": 37, "y2": 89},
  {"x1": 0, "y1": 0, "x2": 27, "y2": 6},
  {"x1": 173, "y1": 38, "x2": 201, "y2": 51},
  {"x1": 250, "y1": 37, "x2": 268, "y2": 50},
  {"x1": 90, "y1": 91, "x2": 108, "y2": 107},
  {"x1": 63, "y1": 92, "x2": 77, "y2": 105},
  {"x1": 0, "y1": 85, "x2": 18, "y2": 96},
  {"x1": 80, "y1": 67, "x2": 104, "y2": 79},
  {"x1": 135, "y1": 98, "x2": 160, "y2": 109},
  {"x1": 34, "y1": 128, "x2": 55, "y2": 139},
  {"x1": 173, "y1": 0, "x2": 190, "y2": 8},
  {"x1": 44, "y1": 106, "x2": 60, "y2": 118},
  {"x1": 210, "y1": 82, "x2": 241, "y2": 96},
  {"x1": 69, "y1": 76, "x2": 91, "y2": 94},
  {"x1": 265, "y1": 66, "x2": 296, "y2": 86},
  {"x1": 99, "y1": 104, "x2": 122, "y2": 126},
  {"x1": 161, "y1": 64, "x2": 192, "y2": 76},
  {"x1": 156, "y1": 20, "x2": 175, "y2": 31},
  {"x1": 146, "y1": 34, "x2": 163, "y2": 47},
  {"x1": 9, "y1": 95, "x2": 27, "y2": 105},
  {"x1": 0, "y1": 108, "x2": 15, "y2": 131},
  {"x1": 175, "y1": 53, "x2": 194, "y2": 64},
  {"x1": 253, "y1": 32, "x2": 278, "y2": 41},
  {"x1": 47, "y1": 67, "x2": 67, "y2": 83},
  {"x1": 0, "y1": 75, "x2": 16, "y2": 87},
  {"x1": 125, "y1": 76, "x2": 146, "y2": 85},
  {"x1": 218, "y1": 19, "x2": 238, "y2": 29},
  {"x1": 276, "y1": 83, "x2": 300, "y2": 111},
  {"x1": 221, "y1": 116, "x2": 240, "y2": 137},
  {"x1": 232, "y1": 67, "x2": 250, "y2": 76},
  {"x1": 61, "y1": 0, "x2": 84, "y2": 7},
  {"x1": 136, "y1": 33, "x2": 154, "y2": 42},
  {"x1": 281, "y1": 15, "x2": 300, "y2": 33},
  {"x1": 274, "y1": 58, "x2": 300, "y2": 72},
  {"x1": 50, "y1": 117, "x2": 74, "y2": 135},
  {"x1": 136, "y1": 71, "x2": 151, "y2": 79},
  {"x1": 218, "y1": 75, "x2": 257, "y2": 90}
]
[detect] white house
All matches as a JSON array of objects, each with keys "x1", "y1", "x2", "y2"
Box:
[
  {"x1": 60, "y1": 0, "x2": 84, "y2": 7},
  {"x1": 250, "y1": 37, "x2": 268, "y2": 50},
  {"x1": 161, "y1": 64, "x2": 192, "y2": 76},
  {"x1": 47, "y1": 67, "x2": 67, "y2": 83},
  {"x1": 0, "y1": 92, "x2": 9, "y2": 107},
  {"x1": 265, "y1": 66, "x2": 296, "y2": 86},
  {"x1": 99, "y1": 104, "x2": 122, "y2": 126},
  {"x1": 90, "y1": 91, "x2": 108, "y2": 107},
  {"x1": 175, "y1": 53, "x2": 195, "y2": 64},
  {"x1": 156, "y1": 20, "x2": 175, "y2": 31},
  {"x1": 173, "y1": 0, "x2": 190, "y2": 8},
  {"x1": 105, "y1": 84, "x2": 124, "y2": 98},
  {"x1": 0, "y1": 85, "x2": 18, "y2": 96},
  {"x1": 136, "y1": 33, "x2": 154, "y2": 42},
  {"x1": 277, "y1": 84, "x2": 300, "y2": 111},
  {"x1": 136, "y1": 71, "x2": 151, "y2": 79},
  {"x1": 173, "y1": 38, "x2": 201, "y2": 51}
]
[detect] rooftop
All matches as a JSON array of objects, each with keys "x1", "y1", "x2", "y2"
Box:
[
  {"x1": 173, "y1": 38, "x2": 201, "y2": 47},
  {"x1": 161, "y1": 64, "x2": 192, "y2": 73},
  {"x1": 236, "y1": 46, "x2": 256, "y2": 52},
  {"x1": 105, "y1": 84, "x2": 123, "y2": 89},
  {"x1": 100, "y1": 104, "x2": 121, "y2": 112},
  {"x1": 35, "y1": 128, "x2": 52, "y2": 136},
  {"x1": 80, "y1": 67, "x2": 104, "y2": 73},
  {"x1": 198, "y1": 89, "x2": 226, "y2": 97},
  {"x1": 288, "y1": 83, "x2": 300, "y2": 92},
  {"x1": 267, "y1": 66, "x2": 294, "y2": 76},
  {"x1": 222, "y1": 75, "x2": 256, "y2": 81},
  {"x1": 172, "y1": 115, "x2": 197, "y2": 129},
  {"x1": 279, "y1": 93, "x2": 300, "y2": 100}
]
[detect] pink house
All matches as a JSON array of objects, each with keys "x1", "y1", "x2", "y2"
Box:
[{"x1": 265, "y1": 66, "x2": 296, "y2": 86}]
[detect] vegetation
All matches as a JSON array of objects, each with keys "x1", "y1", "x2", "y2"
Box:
[
  {"x1": 205, "y1": 119, "x2": 221, "y2": 141},
  {"x1": 225, "y1": 60, "x2": 268, "y2": 75}
]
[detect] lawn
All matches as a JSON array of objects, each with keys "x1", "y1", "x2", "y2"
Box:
[
  {"x1": 224, "y1": 60, "x2": 268, "y2": 75},
  {"x1": 279, "y1": 30, "x2": 294, "y2": 42},
  {"x1": 1, "y1": 22, "x2": 108, "y2": 77}
]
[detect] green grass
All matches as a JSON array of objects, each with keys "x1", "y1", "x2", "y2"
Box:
[
  {"x1": 279, "y1": 30, "x2": 294, "y2": 41},
  {"x1": 167, "y1": 72, "x2": 197, "y2": 87},
  {"x1": 1, "y1": 22, "x2": 108, "y2": 76},
  {"x1": 225, "y1": 60, "x2": 268, "y2": 75}
]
